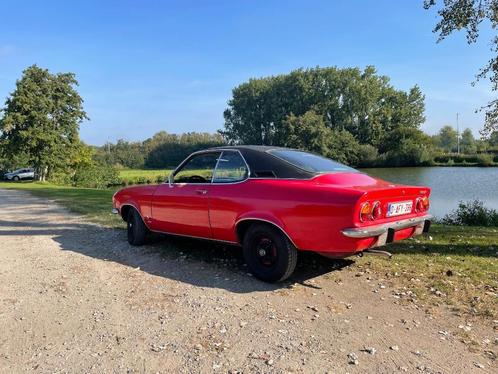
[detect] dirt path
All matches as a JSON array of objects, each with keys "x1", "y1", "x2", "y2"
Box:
[{"x1": 0, "y1": 188, "x2": 495, "y2": 373}]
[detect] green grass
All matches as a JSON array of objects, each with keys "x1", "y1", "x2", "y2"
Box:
[
  {"x1": 0, "y1": 181, "x2": 496, "y2": 319},
  {"x1": 358, "y1": 225, "x2": 498, "y2": 319},
  {"x1": 0, "y1": 181, "x2": 122, "y2": 227},
  {"x1": 118, "y1": 168, "x2": 171, "y2": 183}
]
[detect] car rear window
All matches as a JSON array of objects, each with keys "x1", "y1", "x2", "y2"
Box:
[{"x1": 268, "y1": 149, "x2": 358, "y2": 173}]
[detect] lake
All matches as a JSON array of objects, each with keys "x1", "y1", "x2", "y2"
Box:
[{"x1": 360, "y1": 167, "x2": 498, "y2": 218}]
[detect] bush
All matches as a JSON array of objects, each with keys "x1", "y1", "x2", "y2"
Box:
[
  {"x1": 381, "y1": 141, "x2": 433, "y2": 167},
  {"x1": 72, "y1": 164, "x2": 120, "y2": 189},
  {"x1": 442, "y1": 200, "x2": 498, "y2": 227},
  {"x1": 476, "y1": 153, "x2": 494, "y2": 166},
  {"x1": 49, "y1": 171, "x2": 72, "y2": 186},
  {"x1": 356, "y1": 144, "x2": 378, "y2": 167},
  {"x1": 434, "y1": 152, "x2": 497, "y2": 165}
]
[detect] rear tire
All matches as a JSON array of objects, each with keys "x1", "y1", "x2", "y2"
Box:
[
  {"x1": 13, "y1": 176, "x2": 19, "y2": 181},
  {"x1": 127, "y1": 208, "x2": 148, "y2": 246},
  {"x1": 243, "y1": 223, "x2": 298, "y2": 283}
]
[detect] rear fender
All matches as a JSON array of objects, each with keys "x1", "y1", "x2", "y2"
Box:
[{"x1": 234, "y1": 212, "x2": 296, "y2": 247}]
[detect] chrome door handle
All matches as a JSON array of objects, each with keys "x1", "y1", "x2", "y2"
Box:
[{"x1": 196, "y1": 189, "x2": 208, "y2": 195}]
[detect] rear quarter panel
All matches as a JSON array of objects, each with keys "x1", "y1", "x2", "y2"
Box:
[{"x1": 208, "y1": 179, "x2": 363, "y2": 251}]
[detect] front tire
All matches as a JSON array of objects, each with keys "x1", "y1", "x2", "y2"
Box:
[
  {"x1": 127, "y1": 208, "x2": 148, "y2": 246},
  {"x1": 243, "y1": 223, "x2": 298, "y2": 283},
  {"x1": 13, "y1": 176, "x2": 20, "y2": 181}
]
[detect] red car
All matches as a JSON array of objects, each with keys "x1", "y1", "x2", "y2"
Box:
[{"x1": 112, "y1": 146, "x2": 431, "y2": 282}]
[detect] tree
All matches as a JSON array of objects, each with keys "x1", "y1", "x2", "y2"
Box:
[
  {"x1": 144, "y1": 131, "x2": 225, "y2": 168},
  {"x1": 281, "y1": 111, "x2": 334, "y2": 157},
  {"x1": 280, "y1": 110, "x2": 360, "y2": 165},
  {"x1": 424, "y1": 0, "x2": 498, "y2": 136},
  {"x1": 0, "y1": 65, "x2": 87, "y2": 180},
  {"x1": 437, "y1": 125, "x2": 458, "y2": 152},
  {"x1": 221, "y1": 66, "x2": 425, "y2": 156},
  {"x1": 460, "y1": 128, "x2": 477, "y2": 153},
  {"x1": 489, "y1": 130, "x2": 498, "y2": 146}
]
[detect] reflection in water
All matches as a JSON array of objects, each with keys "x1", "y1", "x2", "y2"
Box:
[{"x1": 360, "y1": 167, "x2": 498, "y2": 218}]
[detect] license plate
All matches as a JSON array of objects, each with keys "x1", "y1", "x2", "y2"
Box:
[{"x1": 387, "y1": 201, "x2": 413, "y2": 217}]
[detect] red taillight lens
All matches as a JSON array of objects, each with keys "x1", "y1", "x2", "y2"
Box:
[
  {"x1": 359, "y1": 202, "x2": 372, "y2": 222},
  {"x1": 421, "y1": 196, "x2": 430, "y2": 211},
  {"x1": 415, "y1": 197, "x2": 430, "y2": 212},
  {"x1": 371, "y1": 201, "x2": 382, "y2": 220}
]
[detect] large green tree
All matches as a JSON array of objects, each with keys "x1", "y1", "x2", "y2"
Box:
[
  {"x1": 0, "y1": 65, "x2": 87, "y2": 180},
  {"x1": 424, "y1": 0, "x2": 498, "y2": 136},
  {"x1": 221, "y1": 66, "x2": 425, "y2": 152},
  {"x1": 437, "y1": 125, "x2": 459, "y2": 152},
  {"x1": 460, "y1": 128, "x2": 477, "y2": 153}
]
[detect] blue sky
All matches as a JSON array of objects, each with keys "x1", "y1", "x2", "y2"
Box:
[{"x1": 0, "y1": 0, "x2": 494, "y2": 145}]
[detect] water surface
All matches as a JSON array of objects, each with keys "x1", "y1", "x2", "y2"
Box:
[{"x1": 360, "y1": 167, "x2": 498, "y2": 218}]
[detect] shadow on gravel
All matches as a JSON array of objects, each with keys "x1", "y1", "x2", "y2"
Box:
[{"x1": 0, "y1": 218, "x2": 353, "y2": 292}]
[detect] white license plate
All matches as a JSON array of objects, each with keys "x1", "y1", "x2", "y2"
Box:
[{"x1": 387, "y1": 201, "x2": 413, "y2": 217}]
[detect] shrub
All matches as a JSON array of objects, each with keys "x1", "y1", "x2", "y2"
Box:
[
  {"x1": 476, "y1": 153, "x2": 494, "y2": 166},
  {"x1": 72, "y1": 164, "x2": 120, "y2": 189},
  {"x1": 156, "y1": 175, "x2": 165, "y2": 184},
  {"x1": 356, "y1": 144, "x2": 378, "y2": 167},
  {"x1": 136, "y1": 176, "x2": 147, "y2": 184},
  {"x1": 49, "y1": 171, "x2": 72, "y2": 186},
  {"x1": 442, "y1": 200, "x2": 498, "y2": 227},
  {"x1": 381, "y1": 141, "x2": 433, "y2": 167}
]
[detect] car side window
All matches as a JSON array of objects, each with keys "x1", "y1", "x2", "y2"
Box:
[
  {"x1": 212, "y1": 151, "x2": 248, "y2": 183},
  {"x1": 173, "y1": 152, "x2": 220, "y2": 184}
]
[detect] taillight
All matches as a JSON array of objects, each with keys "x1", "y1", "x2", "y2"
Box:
[
  {"x1": 372, "y1": 201, "x2": 382, "y2": 220},
  {"x1": 359, "y1": 202, "x2": 371, "y2": 222},
  {"x1": 359, "y1": 201, "x2": 382, "y2": 222},
  {"x1": 415, "y1": 197, "x2": 430, "y2": 212},
  {"x1": 421, "y1": 196, "x2": 430, "y2": 211}
]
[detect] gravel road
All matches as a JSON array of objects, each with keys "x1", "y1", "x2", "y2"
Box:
[{"x1": 0, "y1": 188, "x2": 496, "y2": 373}]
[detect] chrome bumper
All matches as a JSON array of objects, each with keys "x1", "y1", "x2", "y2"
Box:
[
  {"x1": 112, "y1": 208, "x2": 119, "y2": 214},
  {"x1": 341, "y1": 214, "x2": 432, "y2": 248}
]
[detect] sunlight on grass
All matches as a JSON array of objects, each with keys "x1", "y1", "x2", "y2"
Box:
[{"x1": 359, "y1": 225, "x2": 498, "y2": 319}]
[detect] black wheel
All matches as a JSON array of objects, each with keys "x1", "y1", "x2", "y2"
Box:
[
  {"x1": 127, "y1": 208, "x2": 148, "y2": 246},
  {"x1": 13, "y1": 176, "x2": 20, "y2": 181},
  {"x1": 243, "y1": 223, "x2": 298, "y2": 283}
]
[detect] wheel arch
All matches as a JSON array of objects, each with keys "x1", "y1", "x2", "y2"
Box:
[
  {"x1": 119, "y1": 203, "x2": 148, "y2": 227},
  {"x1": 235, "y1": 218, "x2": 298, "y2": 249}
]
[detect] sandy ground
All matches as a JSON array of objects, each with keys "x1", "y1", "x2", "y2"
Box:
[{"x1": 0, "y1": 188, "x2": 496, "y2": 373}]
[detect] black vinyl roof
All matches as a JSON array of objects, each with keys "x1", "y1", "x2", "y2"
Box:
[{"x1": 208, "y1": 145, "x2": 316, "y2": 179}]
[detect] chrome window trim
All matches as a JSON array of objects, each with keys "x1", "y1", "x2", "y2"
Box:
[
  {"x1": 211, "y1": 149, "x2": 251, "y2": 185},
  {"x1": 166, "y1": 149, "x2": 252, "y2": 186},
  {"x1": 169, "y1": 150, "x2": 222, "y2": 186}
]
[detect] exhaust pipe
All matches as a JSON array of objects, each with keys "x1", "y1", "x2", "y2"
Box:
[{"x1": 357, "y1": 249, "x2": 393, "y2": 259}]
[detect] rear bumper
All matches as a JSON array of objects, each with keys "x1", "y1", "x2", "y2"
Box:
[{"x1": 341, "y1": 214, "x2": 432, "y2": 248}]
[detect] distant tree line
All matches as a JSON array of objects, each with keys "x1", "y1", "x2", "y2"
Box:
[{"x1": 93, "y1": 131, "x2": 225, "y2": 169}]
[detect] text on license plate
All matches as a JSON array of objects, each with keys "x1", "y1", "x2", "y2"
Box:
[{"x1": 387, "y1": 201, "x2": 413, "y2": 217}]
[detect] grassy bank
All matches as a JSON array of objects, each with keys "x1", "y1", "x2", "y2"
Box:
[
  {"x1": 118, "y1": 169, "x2": 171, "y2": 185},
  {"x1": 0, "y1": 181, "x2": 122, "y2": 227},
  {"x1": 0, "y1": 181, "x2": 496, "y2": 320},
  {"x1": 356, "y1": 225, "x2": 497, "y2": 319}
]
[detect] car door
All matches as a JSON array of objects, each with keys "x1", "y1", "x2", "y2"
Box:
[
  {"x1": 150, "y1": 151, "x2": 221, "y2": 238},
  {"x1": 208, "y1": 150, "x2": 251, "y2": 242}
]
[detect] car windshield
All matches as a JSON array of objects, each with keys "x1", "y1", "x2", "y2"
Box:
[{"x1": 268, "y1": 149, "x2": 358, "y2": 173}]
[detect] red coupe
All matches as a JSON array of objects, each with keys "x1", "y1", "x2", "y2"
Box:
[{"x1": 112, "y1": 146, "x2": 432, "y2": 282}]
